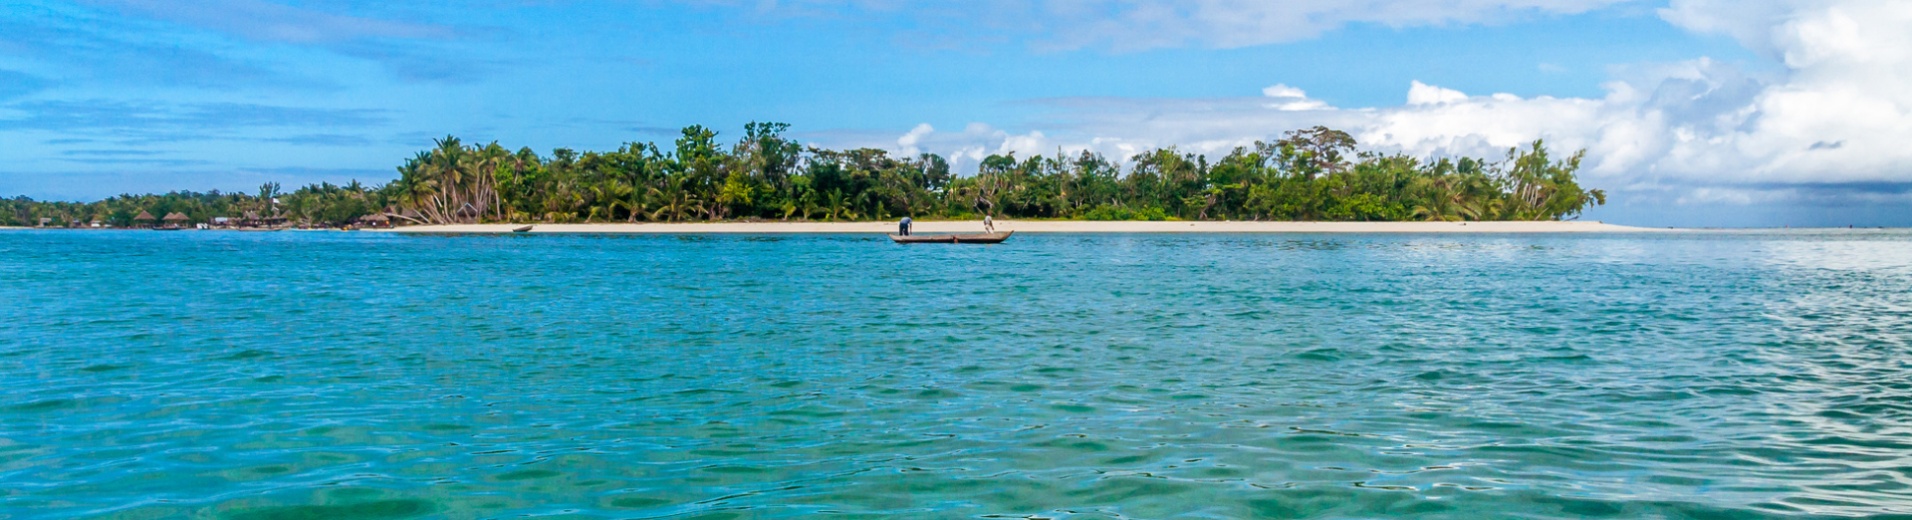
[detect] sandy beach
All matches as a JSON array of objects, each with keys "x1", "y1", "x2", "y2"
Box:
[{"x1": 387, "y1": 220, "x2": 1655, "y2": 234}]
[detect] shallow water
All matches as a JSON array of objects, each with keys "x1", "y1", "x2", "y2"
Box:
[{"x1": 3, "y1": 230, "x2": 1911, "y2": 519}]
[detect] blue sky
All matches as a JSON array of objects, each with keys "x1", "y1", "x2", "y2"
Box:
[{"x1": 3, "y1": 0, "x2": 1908, "y2": 226}]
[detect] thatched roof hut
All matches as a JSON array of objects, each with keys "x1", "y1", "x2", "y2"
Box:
[
  {"x1": 163, "y1": 212, "x2": 189, "y2": 222},
  {"x1": 234, "y1": 210, "x2": 286, "y2": 227},
  {"x1": 357, "y1": 213, "x2": 389, "y2": 223},
  {"x1": 134, "y1": 210, "x2": 157, "y2": 221}
]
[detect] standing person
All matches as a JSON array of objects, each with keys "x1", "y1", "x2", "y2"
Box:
[
  {"x1": 899, "y1": 216, "x2": 912, "y2": 236},
  {"x1": 983, "y1": 214, "x2": 994, "y2": 234}
]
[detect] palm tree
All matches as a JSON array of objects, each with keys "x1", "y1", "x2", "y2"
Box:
[
  {"x1": 1408, "y1": 175, "x2": 1463, "y2": 221},
  {"x1": 823, "y1": 189, "x2": 857, "y2": 221},
  {"x1": 647, "y1": 181, "x2": 703, "y2": 222}
]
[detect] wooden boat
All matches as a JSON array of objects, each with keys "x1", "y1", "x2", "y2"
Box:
[
  {"x1": 888, "y1": 231, "x2": 1013, "y2": 244},
  {"x1": 511, "y1": 225, "x2": 534, "y2": 233}
]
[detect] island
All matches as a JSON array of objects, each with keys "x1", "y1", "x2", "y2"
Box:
[{"x1": 3, "y1": 124, "x2": 1607, "y2": 230}]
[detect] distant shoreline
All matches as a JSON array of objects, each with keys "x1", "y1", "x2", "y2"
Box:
[{"x1": 383, "y1": 220, "x2": 1658, "y2": 234}]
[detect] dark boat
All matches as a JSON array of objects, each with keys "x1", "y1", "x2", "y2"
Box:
[
  {"x1": 888, "y1": 231, "x2": 1013, "y2": 244},
  {"x1": 512, "y1": 225, "x2": 534, "y2": 233}
]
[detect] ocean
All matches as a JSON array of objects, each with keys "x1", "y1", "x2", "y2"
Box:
[{"x1": 3, "y1": 230, "x2": 1910, "y2": 519}]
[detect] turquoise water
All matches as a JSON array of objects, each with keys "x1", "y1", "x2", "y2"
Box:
[{"x1": 3, "y1": 230, "x2": 1911, "y2": 519}]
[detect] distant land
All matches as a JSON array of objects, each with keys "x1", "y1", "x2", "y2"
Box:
[{"x1": 4, "y1": 124, "x2": 1605, "y2": 229}]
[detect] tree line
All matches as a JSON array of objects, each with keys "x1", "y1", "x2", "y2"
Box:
[{"x1": 2, "y1": 123, "x2": 1604, "y2": 227}]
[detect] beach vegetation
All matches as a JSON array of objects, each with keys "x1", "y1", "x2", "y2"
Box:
[{"x1": 0, "y1": 124, "x2": 1605, "y2": 227}]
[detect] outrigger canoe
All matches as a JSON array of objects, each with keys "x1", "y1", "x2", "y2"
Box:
[{"x1": 888, "y1": 231, "x2": 1013, "y2": 244}]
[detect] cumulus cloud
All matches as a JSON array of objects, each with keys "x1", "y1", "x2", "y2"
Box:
[
  {"x1": 887, "y1": 123, "x2": 1056, "y2": 171},
  {"x1": 1657, "y1": 0, "x2": 1801, "y2": 58},
  {"x1": 1405, "y1": 81, "x2": 1469, "y2": 106},
  {"x1": 878, "y1": 0, "x2": 1912, "y2": 207},
  {"x1": 896, "y1": 123, "x2": 934, "y2": 155}
]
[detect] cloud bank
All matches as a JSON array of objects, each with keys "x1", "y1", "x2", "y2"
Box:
[{"x1": 879, "y1": 0, "x2": 1912, "y2": 208}]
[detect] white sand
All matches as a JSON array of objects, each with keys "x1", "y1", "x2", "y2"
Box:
[{"x1": 388, "y1": 220, "x2": 1656, "y2": 234}]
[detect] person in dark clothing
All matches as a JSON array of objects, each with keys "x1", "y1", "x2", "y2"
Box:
[{"x1": 899, "y1": 216, "x2": 913, "y2": 236}]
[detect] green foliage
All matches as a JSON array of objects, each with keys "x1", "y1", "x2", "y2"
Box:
[
  {"x1": 0, "y1": 187, "x2": 380, "y2": 228},
  {"x1": 1079, "y1": 205, "x2": 1169, "y2": 221},
  {"x1": 1, "y1": 124, "x2": 1607, "y2": 227}
]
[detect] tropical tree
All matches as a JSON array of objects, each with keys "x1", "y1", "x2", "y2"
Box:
[{"x1": 3, "y1": 124, "x2": 1606, "y2": 226}]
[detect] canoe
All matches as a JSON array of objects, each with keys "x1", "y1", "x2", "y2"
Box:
[
  {"x1": 511, "y1": 225, "x2": 534, "y2": 233},
  {"x1": 888, "y1": 231, "x2": 1013, "y2": 244}
]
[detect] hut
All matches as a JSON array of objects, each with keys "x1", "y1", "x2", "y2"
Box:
[
  {"x1": 235, "y1": 210, "x2": 287, "y2": 229},
  {"x1": 356, "y1": 213, "x2": 392, "y2": 229},
  {"x1": 162, "y1": 212, "x2": 190, "y2": 229},
  {"x1": 133, "y1": 210, "x2": 157, "y2": 228}
]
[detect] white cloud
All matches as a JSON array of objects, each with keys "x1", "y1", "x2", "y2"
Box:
[
  {"x1": 998, "y1": 131, "x2": 1048, "y2": 156},
  {"x1": 865, "y1": 123, "x2": 1066, "y2": 173},
  {"x1": 1260, "y1": 84, "x2": 1307, "y2": 98},
  {"x1": 872, "y1": 0, "x2": 1912, "y2": 208},
  {"x1": 1261, "y1": 84, "x2": 1333, "y2": 111},
  {"x1": 1657, "y1": 0, "x2": 1800, "y2": 58},
  {"x1": 1406, "y1": 81, "x2": 1469, "y2": 105},
  {"x1": 896, "y1": 123, "x2": 933, "y2": 155}
]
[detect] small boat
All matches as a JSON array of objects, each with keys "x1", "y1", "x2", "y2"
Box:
[
  {"x1": 888, "y1": 231, "x2": 1013, "y2": 244},
  {"x1": 511, "y1": 225, "x2": 534, "y2": 233}
]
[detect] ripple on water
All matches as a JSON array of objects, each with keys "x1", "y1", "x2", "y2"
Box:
[{"x1": 2, "y1": 230, "x2": 1911, "y2": 518}]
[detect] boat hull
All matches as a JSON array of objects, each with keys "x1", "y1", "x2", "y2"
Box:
[{"x1": 888, "y1": 231, "x2": 1013, "y2": 244}]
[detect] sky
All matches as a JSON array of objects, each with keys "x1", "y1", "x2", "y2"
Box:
[{"x1": 2, "y1": 0, "x2": 1909, "y2": 227}]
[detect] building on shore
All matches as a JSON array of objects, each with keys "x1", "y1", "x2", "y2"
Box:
[
  {"x1": 133, "y1": 210, "x2": 157, "y2": 228},
  {"x1": 356, "y1": 213, "x2": 392, "y2": 229},
  {"x1": 162, "y1": 212, "x2": 190, "y2": 229},
  {"x1": 234, "y1": 211, "x2": 287, "y2": 229}
]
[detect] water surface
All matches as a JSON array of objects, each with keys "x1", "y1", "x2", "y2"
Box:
[{"x1": 3, "y1": 230, "x2": 1911, "y2": 518}]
